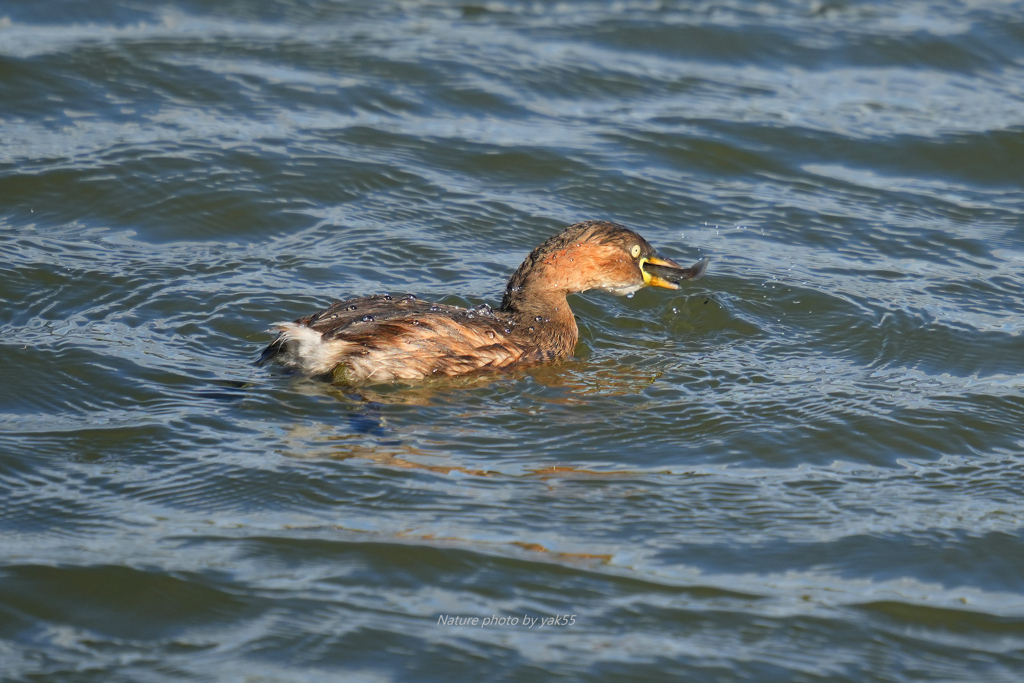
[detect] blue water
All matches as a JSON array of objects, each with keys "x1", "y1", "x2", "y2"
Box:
[{"x1": 2, "y1": 1, "x2": 1024, "y2": 680}]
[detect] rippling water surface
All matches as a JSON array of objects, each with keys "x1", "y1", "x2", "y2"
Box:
[{"x1": 2, "y1": 1, "x2": 1024, "y2": 680}]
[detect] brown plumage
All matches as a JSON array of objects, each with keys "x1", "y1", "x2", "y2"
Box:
[{"x1": 258, "y1": 221, "x2": 708, "y2": 383}]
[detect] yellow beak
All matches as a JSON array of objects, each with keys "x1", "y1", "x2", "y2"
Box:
[{"x1": 640, "y1": 255, "x2": 709, "y2": 290}]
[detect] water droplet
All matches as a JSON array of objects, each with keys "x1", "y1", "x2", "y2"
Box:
[
  {"x1": 534, "y1": 316, "x2": 543, "y2": 322},
  {"x1": 348, "y1": 305, "x2": 358, "y2": 311},
  {"x1": 429, "y1": 305, "x2": 440, "y2": 312},
  {"x1": 382, "y1": 294, "x2": 392, "y2": 301},
  {"x1": 411, "y1": 320, "x2": 420, "y2": 326},
  {"x1": 503, "y1": 328, "x2": 512, "y2": 334},
  {"x1": 487, "y1": 331, "x2": 494, "y2": 339},
  {"x1": 672, "y1": 307, "x2": 678, "y2": 314},
  {"x1": 403, "y1": 293, "x2": 417, "y2": 300},
  {"x1": 362, "y1": 315, "x2": 374, "y2": 322},
  {"x1": 626, "y1": 292, "x2": 634, "y2": 299},
  {"x1": 528, "y1": 326, "x2": 535, "y2": 332},
  {"x1": 467, "y1": 313, "x2": 475, "y2": 319}
]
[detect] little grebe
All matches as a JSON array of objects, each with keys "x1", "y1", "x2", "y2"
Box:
[{"x1": 259, "y1": 220, "x2": 708, "y2": 383}]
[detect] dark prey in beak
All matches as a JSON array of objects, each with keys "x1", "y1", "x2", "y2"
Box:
[{"x1": 643, "y1": 256, "x2": 709, "y2": 288}]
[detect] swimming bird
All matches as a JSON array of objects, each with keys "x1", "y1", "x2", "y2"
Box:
[{"x1": 259, "y1": 220, "x2": 708, "y2": 383}]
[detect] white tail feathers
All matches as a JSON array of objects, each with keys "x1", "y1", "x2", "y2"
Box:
[{"x1": 266, "y1": 322, "x2": 348, "y2": 375}]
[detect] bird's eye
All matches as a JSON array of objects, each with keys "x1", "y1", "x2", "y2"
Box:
[{"x1": 630, "y1": 244, "x2": 641, "y2": 258}]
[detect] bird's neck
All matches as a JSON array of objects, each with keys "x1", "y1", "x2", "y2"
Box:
[{"x1": 500, "y1": 283, "x2": 579, "y2": 359}]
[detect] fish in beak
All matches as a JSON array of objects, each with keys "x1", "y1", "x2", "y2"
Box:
[{"x1": 640, "y1": 255, "x2": 709, "y2": 290}]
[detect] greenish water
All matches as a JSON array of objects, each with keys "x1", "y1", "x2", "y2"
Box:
[{"x1": 2, "y1": 1, "x2": 1024, "y2": 680}]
